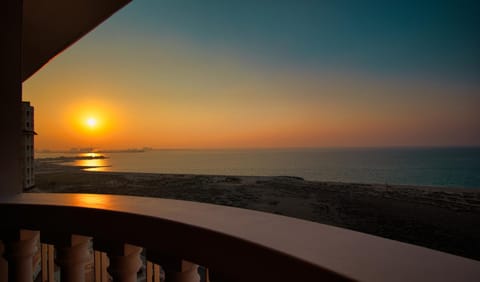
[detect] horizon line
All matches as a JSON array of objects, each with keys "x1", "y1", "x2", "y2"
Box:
[{"x1": 35, "y1": 145, "x2": 480, "y2": 152}]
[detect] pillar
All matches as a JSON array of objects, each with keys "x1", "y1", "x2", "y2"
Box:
[
  {"x1": 164, "y1": 261, "x2": 200, "y2": 282},
  {"x1": 2, "y1": 230, "x2": 39, "y2": 282},
  {"x1": 55, "y1": 235, "x2": 91, "y2": 282},
  {"x1": 147, "y1": 254, "x2": 200, "y2": 282},
  {"x1": 106, "y1": 244, "x2": 142, "y2": 282}
]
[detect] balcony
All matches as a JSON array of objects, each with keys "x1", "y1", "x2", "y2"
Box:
[
  {"x1": 2, "y1": 1, "x2": 480, "y2": 281},
  {"x1": 1, "y1": 193, "x2": 480, "y2": 282}
]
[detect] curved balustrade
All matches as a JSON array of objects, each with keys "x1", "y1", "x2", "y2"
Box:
[{"x1": 1, "y1": 193, "x2": 480, "y2": 282}]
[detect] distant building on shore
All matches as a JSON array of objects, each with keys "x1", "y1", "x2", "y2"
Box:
[{"x1": 22, "y1": 101, "x2": 37, "y2": 190}]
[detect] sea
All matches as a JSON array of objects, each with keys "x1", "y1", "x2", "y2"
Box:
[{"x1": 36, "y1": 147, "x2": 480, "y2": 189}]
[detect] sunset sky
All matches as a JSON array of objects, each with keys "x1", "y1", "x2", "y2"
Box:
[{"x1": 23, "y1": 0, "x2": 480, "y2": 150}]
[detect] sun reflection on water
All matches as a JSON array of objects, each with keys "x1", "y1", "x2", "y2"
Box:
[
  {"x1": 73, "y1": 154, "x2": 111, "y2": 172},
  {"x1": 79, "y1": 152, "x2": 102, "y2": 158}
]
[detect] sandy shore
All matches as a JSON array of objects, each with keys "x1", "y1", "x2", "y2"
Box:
[{"x1": 32, "y1": 160, "x2": 480, "y2": 260}]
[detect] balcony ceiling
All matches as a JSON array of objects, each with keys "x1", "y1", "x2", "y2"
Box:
[{"x1": 22, "y1": 0, "x2": 132, "y2": 82}]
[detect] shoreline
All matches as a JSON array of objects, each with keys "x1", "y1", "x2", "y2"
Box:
[
  {"x1": 32, "y1": 160, "x2": 480, "y2": 261},
  {"x1": 35, "y1": 156, "x2": 480, "y2": 191}
]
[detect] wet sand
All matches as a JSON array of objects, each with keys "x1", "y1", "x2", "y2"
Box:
[{"x1": 32, "y1": 160, "x2": 480, "y2": 260}]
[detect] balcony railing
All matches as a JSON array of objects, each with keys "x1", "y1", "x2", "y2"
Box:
[{"x1": 1, "y1": 193, "x2": 480, "y2": 282}]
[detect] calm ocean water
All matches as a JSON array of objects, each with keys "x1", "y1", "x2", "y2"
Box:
[{"x1": 37, "y1": 148, "x2": 480, "y2": 189}]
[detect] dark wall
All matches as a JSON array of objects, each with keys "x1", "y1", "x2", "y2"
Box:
[{"x1": 0, "y1": 0, "x2": 23, "y2": 196}]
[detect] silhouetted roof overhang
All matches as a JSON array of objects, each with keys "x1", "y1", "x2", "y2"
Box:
[{"x1": 22, "y1": 0, "x2": 132, "y2": 82}]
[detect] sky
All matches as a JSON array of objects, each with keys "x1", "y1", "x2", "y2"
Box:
[{"x1": 23, "y1": 0, "x2": 480, "y2": 150}]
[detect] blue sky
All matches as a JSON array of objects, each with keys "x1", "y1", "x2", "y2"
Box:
[{"x1": 107, "y1": 0, "x2": 480, "y2": 82}]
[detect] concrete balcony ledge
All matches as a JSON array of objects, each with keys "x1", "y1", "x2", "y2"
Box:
[{"x1": 1, "y1": 193, "x2": 479, "y2": 282}]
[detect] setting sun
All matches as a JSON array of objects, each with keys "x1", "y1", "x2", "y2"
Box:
[
  {"x1": 86, "y1": 117, "x2": 97, "y2": 128},
  {"x1": 53, "y1": 98, "x2": 123, "y2": 148}
]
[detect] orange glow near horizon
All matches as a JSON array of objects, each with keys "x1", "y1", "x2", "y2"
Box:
[
  {"x1": 22, "y1": 30, "x2": 480, "y2": 150},
  {"x1": 23, "y1": 73, "x2": 480, "y2": 150},
  {"x1": 37, "y1": 97, "x2": 129, "y2": 149},
  {"x1": 71, "y1": 106, "x2": 109, "y2": 136}
]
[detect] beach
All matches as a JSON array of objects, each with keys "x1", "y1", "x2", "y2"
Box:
[{"x1": 32, "y1": 159, "x2": 480, "y2": 261}]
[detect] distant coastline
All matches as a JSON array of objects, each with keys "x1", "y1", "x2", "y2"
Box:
[
  {"x1": 36, "y1": 147, "x2": 152, "y2": 154},
  {"x1": 38, "y1": 155, "x2": 107, "y2": 161}
]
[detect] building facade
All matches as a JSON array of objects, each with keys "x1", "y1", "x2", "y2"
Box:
[{"x1": 22, "y1": 101, "x2": 36, "y2": 189}]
